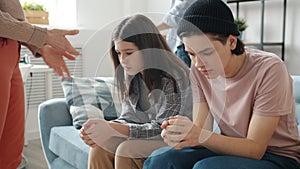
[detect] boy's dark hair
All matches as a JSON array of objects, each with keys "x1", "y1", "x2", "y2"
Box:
[
  {"x1": 207, "y1": 33, "x2": 245, "y2": 55},
  {"x1": 177, "y1": 0, "x2": 244, "y2": 55},
  {"x1": 177, "y1": 0, "x2": 239, "y2": 37}
]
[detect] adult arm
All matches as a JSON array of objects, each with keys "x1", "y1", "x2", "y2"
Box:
[
  {"x1": 156, "y1": 22, "x2": 171, "y2": 32},
  {"x1": 1, "y1": 6, "x2": 79, "y2": 78},
  {"x1": 157, "y1": 0, "x2": 194, "y2": 31},
  {"x1": 0, "y1": 6, "x2": 79, "y2": 55},
  {"x1": 0, "y1": 9, "x2": 47, "y2": 49},
  {"x1": 162, "y1": 0, "x2": 195, "y2": 28}
]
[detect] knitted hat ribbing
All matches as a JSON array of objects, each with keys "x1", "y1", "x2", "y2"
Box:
[{"x1": 177, "y1": 0, "x2": 240, "y2": 36}]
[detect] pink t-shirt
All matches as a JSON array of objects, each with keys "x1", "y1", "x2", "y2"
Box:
[{"x1": 191, "y1": 48, "x2": 300, "y2": 163}]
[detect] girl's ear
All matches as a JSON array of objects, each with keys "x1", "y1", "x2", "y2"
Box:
[{"x1": 228, "y1": 35, "x2": 237, "y2": 50}]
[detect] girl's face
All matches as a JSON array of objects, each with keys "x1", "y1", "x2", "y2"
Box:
[
  {"x1": 183, "y1": 34, "x2": 233, "y2": 79},
  {"x1": 114, "y1": 39, "x2": 144, "y2": 75}
]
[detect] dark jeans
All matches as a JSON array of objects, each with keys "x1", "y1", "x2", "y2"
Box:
[
  {"x1": 143, "y1": 146, "x2": 300, "y2": 169},
  {"x1": 176, "y1": 44, "x2": 191, "y2": 68}
]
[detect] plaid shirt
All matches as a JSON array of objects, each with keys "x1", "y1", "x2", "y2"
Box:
[{"x1": 114, "y1": 76, "x2": 192, "y2": 139}]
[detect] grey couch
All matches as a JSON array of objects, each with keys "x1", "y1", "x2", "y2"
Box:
[{"x1": 38, "y1": 76, "x2": 300, "y2": 169}]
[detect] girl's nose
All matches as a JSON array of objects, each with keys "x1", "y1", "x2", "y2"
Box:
[{"x1": 119, "y1": 53, "x2": 127, "y2": 63}]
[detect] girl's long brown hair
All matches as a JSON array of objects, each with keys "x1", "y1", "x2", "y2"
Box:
[{"x1": 110, "y1": 14, "x2": 189, "y2": 100}]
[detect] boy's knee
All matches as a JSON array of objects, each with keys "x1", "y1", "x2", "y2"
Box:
[
  {"x1": 193, "y1": 157, "x2": 239, "y2": 169},
  {"x1": 193, "y1": 158, "x2": 218, "y2": 169},
  {"x1": 144, "y1": 146, "x2": 186, "y2": 169}
]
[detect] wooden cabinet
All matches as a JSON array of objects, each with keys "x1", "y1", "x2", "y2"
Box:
[{"x1": 24, "y1": 10, "x2": 49, "y2": 25}]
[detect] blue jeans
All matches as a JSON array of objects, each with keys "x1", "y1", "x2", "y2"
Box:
[
  {"x1": 176, "y1": 44, "x2": 191, "y2": 68},
  {"x1": 143, "y1": 146, "x2": 300, "y2": 169}
]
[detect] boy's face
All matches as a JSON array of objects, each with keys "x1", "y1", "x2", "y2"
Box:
[{"x1": 183, "y1": 34, "x2": 233, "y2": 79}]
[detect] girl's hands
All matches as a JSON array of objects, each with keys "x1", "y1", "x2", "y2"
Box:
[
  {"x1": 80, "y1": 119, "x2": 125, "y2": 148},
  {"x1": 80, "y1": 119, "x2": 112, "y2": 147},
  {"x1": 80, "y1": 126, "x2": 97, "y2": 148}
]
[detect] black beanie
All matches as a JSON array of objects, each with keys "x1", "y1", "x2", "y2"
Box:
[{"x1": 177, "y1": 0, "x2": 240, "y2": 37}]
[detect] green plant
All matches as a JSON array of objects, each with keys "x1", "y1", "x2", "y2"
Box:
[
  {"x1": 22, "y1": 2, "x2": 46, "y2": 11},
  {"x1": 234, "y1": 18, "x2": 248, "y2": 32}
]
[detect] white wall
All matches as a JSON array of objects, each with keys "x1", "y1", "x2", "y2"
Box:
[
  {"x1": 284, "y1": 0, "x2": 300, "y2": 75},
  {"x1": 63, "y1": 0, "x2": 171, "y2": 77},
  {"x1": 73, "y1": 0, "x2": 300, "y2": 76},
  {"x1": 146, "y1": 0, "x2": 170, "y2": 14},
  {"x1": 22, "y1": 0, "x2": 299, "y2": 75}
]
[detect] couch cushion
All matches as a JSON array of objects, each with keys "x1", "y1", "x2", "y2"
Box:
[
  {"x1": 51, "y1": 158, "x2": 77, "y2": 169},
  {"x1": 296, "y1": 103, "x2": 300, "y2": 135},
  {"x1": 49, "y1": 126, "x2": 89, "y2": 169},
  {"x1": 61, "y1": 77, "x2": 120, "y2": 129}
]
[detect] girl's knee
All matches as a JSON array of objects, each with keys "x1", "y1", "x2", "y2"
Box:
[
  {"x1": 116, "y1": 140, "x2": 166, "y2": 159},
  {"x1": 89, "y1": 146, "x2": 113, "y2": 159}
]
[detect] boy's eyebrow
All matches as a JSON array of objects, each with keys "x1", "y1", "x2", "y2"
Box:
[
  {"x1": 199, "y1": 48, "x2": 214, "y2": 54},
  {"x1": 185, "y1": 47, "x2": 214, "y2": 55}
]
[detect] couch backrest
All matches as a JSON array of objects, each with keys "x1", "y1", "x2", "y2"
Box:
[{"x1": 292, "y1": 75, "x2": 300, "y2": 135}]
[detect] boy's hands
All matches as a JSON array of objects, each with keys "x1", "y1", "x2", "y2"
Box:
[{"x1": 161, "y1": 115, "x2": 210, "y2": 150}]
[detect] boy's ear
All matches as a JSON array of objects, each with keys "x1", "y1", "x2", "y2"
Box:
[{"x1": 228, "y1": 35, "x2": 237, "y2": 50}]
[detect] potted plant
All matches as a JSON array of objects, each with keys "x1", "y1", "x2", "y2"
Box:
[
  {"x1": 22, "y1": 2, "x2": 49, "y2": 25},
  {"x1": 234, "y1": 18, "x2": 248, "y2": 39}
]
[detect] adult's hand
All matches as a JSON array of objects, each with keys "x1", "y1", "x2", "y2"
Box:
[
  {"x1": 39, "y1": 45, "x2": 76, "y2": 79},
  {"x1": 45, "y1": 29, "x2": 80, "y2": 56}
]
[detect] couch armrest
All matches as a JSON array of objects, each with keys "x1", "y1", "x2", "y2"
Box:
[{"x1": 38, "y1": 98, "x2": 72, "y2": 167}]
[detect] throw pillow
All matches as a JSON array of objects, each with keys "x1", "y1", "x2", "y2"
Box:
[{"x1": 61, "y1": 77, "x2": 119, "y2": 129}]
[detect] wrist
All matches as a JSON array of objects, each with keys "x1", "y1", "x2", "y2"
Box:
[
  {"x1": 108, "y1": 121, "x2": 130, "y2": 138},
  {"x1": 37, "y1": 45, "x2": 51, "y2": 56},
  {"x1": 36, "y1": 47, "x2": 44, "y2": 58},
  {"x1": 199, "y1": 128, "x2": 213, "y2": 145},
  {"x1": 45, "y1": 29, "x2": 52, "y2": 45}
]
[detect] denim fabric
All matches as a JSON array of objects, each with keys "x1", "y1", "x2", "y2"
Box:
[
  {"x1": 143, "y1": 146, "x2": 300, "y2": 169},
  {"x1": 176, "y1": 44, "x2": 191, "y2": 68},
  {"x1": 144, "y1": 147, "x2": 217, "y2": 169}
]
